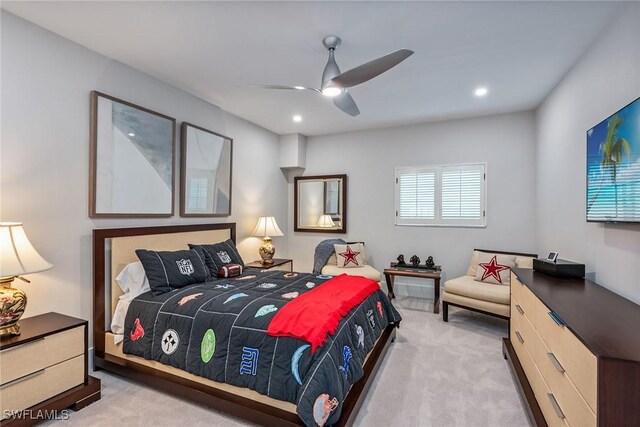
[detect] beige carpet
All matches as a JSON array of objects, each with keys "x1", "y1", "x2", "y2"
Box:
[{"x1": 49, "y1": 298, "x2": 530, "y2": 427}]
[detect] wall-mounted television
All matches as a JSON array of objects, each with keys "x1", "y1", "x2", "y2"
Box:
[{"x1": 587, "y1": 96, "x2": 640, "y2": 223}]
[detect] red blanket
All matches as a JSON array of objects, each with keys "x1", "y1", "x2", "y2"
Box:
[{"x1": 266, "y1": 274, "x2": 380, "y2": 353}]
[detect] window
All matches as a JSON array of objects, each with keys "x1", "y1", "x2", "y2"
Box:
[
  {"x1": 187, "y1": 178, "x2": 209, "y2": 211},
  {"x1": 395, "y1": 163, "x2": 486, "y2": 227}
]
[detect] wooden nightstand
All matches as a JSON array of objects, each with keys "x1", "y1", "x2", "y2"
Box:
[
  {"x1": 0, "y1": 313, "x2": 101, "y2": 426},
  {"x1": 245, "y1": 258, "x2": 293, "y2": 272}
]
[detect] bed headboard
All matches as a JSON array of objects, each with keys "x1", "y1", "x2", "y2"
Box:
[{"x1": 93, "y1": 223, "x2": 236, "y2": 356}]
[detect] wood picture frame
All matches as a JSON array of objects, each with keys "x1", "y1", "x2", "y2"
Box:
[
  {"x1": 180, "y1": 122, "x2": 233, "y2": 217},
  {"x1": 89, "y1": 91, "x2": 176, "y2": 218},
  {"x1": 294, "y1": 174, "x2": 347, "y2": 233}
]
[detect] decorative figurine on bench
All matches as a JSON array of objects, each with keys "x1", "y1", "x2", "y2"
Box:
[
  {"x1": 425, "y1": 256, "x2": 435, "y2": 269},
  {"x1": 397, "y1": 254, "x2": 406, "y2": 265},
  {"x1": 410, "y1": 255, "x2": 420, "y2": 267}
]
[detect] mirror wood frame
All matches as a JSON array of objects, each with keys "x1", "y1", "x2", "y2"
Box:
[
  {"x1": 294, "y1": 174, "x2": 347, "y2": 233},
  {"x1": 180, "y1": 122, "x2": 233, "y2": 217}
]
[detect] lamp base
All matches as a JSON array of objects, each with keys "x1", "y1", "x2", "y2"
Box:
[
  {"x1": 0, "y1": 278, "x2": 27, "y2": 337},
  {"x1": 258, "y1": 237, "x2": 276, "y2": 264}
]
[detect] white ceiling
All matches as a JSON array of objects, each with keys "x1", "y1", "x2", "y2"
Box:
[{"x1": 2, "y1": 1, "x2": 622, "y2": 136}]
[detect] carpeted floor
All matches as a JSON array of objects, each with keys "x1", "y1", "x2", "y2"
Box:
[{"x1": 49, "y1": 298, "x2": 530, "y2": 427}]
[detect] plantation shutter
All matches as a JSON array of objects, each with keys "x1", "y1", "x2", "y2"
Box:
[
  {"x1": 395, "y1": 163, "x2": 486, "y2": 227},
  {"x1": 397, "y1": 169, "x2": 436, "y2": 222},
  {"x1": 440, "y1": 165, "x2": 484, "y2": 225}
]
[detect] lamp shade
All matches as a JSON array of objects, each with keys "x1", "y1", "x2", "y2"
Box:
[
  {"x1": 316, "y1": 215, "x2": 336, "y2": 228},
  {"x1": 0, "y1": 223, "x2": 53, "y2": 279},
  {"x1": 252, "y1": 216, "x2": 284, "y2": 237}
]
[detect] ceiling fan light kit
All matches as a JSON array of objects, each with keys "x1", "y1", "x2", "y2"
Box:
[{"x1": 251, "y1": 35, "x2": 413, "y2": 117}]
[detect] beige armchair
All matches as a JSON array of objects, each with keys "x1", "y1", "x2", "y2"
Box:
[{"x1": 442, "y1": 249, "x2": 536, "y2": 322}]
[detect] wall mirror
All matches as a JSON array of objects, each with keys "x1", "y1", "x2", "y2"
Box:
[
  {"x1": 294, "y1": 174, "x2": 347, "y2": 233},
  {"x1": 180, "y1": 122, "x2": 233, "y2": 217}
]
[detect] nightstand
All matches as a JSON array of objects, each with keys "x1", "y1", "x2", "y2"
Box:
[
  {"x1": 0, "y1": 313, "x2": 101, "y2": 426},
  {"x1": 245, "y1": 258, "x2": 293, "y2": 272}
]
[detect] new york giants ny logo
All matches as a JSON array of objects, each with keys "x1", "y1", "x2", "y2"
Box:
[{"x1": 240, "y1": 347, "x2": 259, "y2": 376}]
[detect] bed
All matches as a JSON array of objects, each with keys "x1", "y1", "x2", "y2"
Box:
[{"x1": 93, "y1": 223, "x2": 400, "y2": 426}]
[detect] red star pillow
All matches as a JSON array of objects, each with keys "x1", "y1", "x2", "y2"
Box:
[
  {"x1": 474, "y1": 253, "x2": 516, "y2": 285},
  {"x1": 333, "y1": 243, "x2": 365, "y2": 268}
]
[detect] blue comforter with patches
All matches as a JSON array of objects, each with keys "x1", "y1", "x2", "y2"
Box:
[{"x1": 123, "y1": 269, "x2": 401, "y2": 426}]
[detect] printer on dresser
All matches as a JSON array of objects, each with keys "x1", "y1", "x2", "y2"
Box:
[
  {"x1": 0, "y1": 313, "x2": 101, "y2": 426},
  {"x1": 504, "y1": 268, "x2": 640, "y2": 427}
]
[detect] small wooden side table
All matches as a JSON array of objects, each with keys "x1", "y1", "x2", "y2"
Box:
[
  {"x1": 0, "y1": 312, "x2": 101, "y2": 426},
  {"x1": 383, "y1": 267, "x2": 442, "y2": 314},
  {"x1": 245, "y1": 258, "x2": 293, "y2": 272}
]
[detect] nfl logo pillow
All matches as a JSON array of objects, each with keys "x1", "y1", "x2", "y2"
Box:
[
  {"x1": 189, "y1": 239, "x2": 245, "y2": 278},
  {"x1": 136, "y1": 249, "x2": 209, "y2": 295}
]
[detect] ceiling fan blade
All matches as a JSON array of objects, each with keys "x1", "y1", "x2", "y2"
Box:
[
  {"x1": 245, "y1": 84, "x2": 321, "y2": 93},
  {"x1": 328, "y1": 49, "x2": 414, "y2": 89},
  {"x1": 333, "y1": 91, "x2": 360, "y2": 117}
]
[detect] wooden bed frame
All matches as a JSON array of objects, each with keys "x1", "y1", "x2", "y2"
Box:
[{"x1": 93, "y1": 223, "x2": 396, "y2": 426}]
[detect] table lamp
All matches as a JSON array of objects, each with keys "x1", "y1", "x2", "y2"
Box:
[
  {"x1": 0, "y1": 223, "x2": 53, "y2": 336},
  {"x1": 252, "y1": 216, "x2": 284, "y2": 264},
  {"x1": 317, "y1": 214, "x2": 336, "y2": 228}
]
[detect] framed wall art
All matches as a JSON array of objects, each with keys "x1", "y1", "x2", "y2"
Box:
[
  {"x1": 89, "y1": 91, "x2": 176, "y2": 218},
  {"x1": 180, "y1": 122, "x2": 233, "y2": 217}
]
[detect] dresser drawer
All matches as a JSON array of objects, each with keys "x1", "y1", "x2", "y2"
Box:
[
  {"x1": 511, "y1": 316, "x2": 539, "y2": 387},
  {"x1": 535, "y1": 301, "x2": 597, "y2": 411},
  {"x1": 511, "y1": 296, "x2": 538, "y2": 358},
  {"x1": 535, "y1": 337, "x2": 597, "y2": 427},
  {"x1": 0, "y1": 354, "x2": 84, "y2": 416},
  {"x1": 511, "y1": 274, "x2": 537, "y2": 326},
  {"x1": 533, "y1": 369, "x2": 571, "y2": 427},
  {"x1": 0, "y1": 325, "x2": 84, "y2": 385}
]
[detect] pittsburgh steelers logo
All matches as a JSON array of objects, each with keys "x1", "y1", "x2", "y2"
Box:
[{"x1": 161, "y1": 329, "x2": 180, "y2": 355}]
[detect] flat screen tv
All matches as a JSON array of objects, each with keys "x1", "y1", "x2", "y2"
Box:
[{"x1": 587, "y1": 96, "x2": 640, "y2": 223}]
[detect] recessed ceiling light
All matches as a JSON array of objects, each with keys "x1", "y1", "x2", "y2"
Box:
[
  {"x1": 293, "y1": 115, "x2": 302, "y2": 122},
  {"x1": 474, "y1": 87, "x2": 488, "y2": 97},
  {"x1": 128, "y1": 133, "x2": 135, "y2": 137}
]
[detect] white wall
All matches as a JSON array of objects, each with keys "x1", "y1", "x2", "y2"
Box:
[
  {"x1": 288, "y1": 111, "x2": 537, "y2": 295},
  {"x1": 0, "y1": 11, "x2": 288, "y2": 329},
  {"x1": 535, "y1": 3, "x2": 640, "y2": 303}
]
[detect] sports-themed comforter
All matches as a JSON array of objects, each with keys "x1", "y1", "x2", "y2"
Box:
[{"x1": 123, "y1": 270, "x2": 401, "y2": 426}]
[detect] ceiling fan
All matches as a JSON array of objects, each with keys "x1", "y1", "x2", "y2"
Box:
[{"x1": 250, "y1": 36, "x2": 414, "y2": 117}]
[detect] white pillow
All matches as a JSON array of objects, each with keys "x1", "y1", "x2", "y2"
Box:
[
  {"x1": 333, "y1": 243, "x2": 366, "y2": 268},
  {"x1": 474, "y1": 253, "x2": 516, "y2": 286},
  {"x1": 112, "y1": 262, "x2": 151, "y2": 340},
  {"x1": 115, "y1": 261, "x2": 150, "y2": 295}
]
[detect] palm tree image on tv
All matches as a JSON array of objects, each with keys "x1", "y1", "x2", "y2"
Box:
[
  {"x1": 586, "y1": 98, "x2": 640, "y2": 222},
  {"x1": 587, "y1": 115, "x2": 631, "y2": 214}
]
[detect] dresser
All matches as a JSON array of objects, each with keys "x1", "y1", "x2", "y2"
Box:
[
  {"x1": 0, "y1": 313, "x2": 101, "y2": 426},
  {"x1": 505, "y1": 269, "x2": 640, "y2": 427}
]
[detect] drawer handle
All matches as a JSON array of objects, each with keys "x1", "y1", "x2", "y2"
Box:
[
  {"x1": 547, "y1": 352, "x2": 565, "y2": 373},
  {"x1": 0, "y1": 337, "x2": 45, "y2": 354},
  {"x1": 548, "y1": 311, "x2": 566, "y2": 326},
  {"x1": 547, "y1": 393, "x2": 565, "y2": 419},
  {"x1": 515, "y1": 304, "x2": 524, "y2": 315},
  {"x1": 515, "y1": 331, "x2": 524, "y2": 344},
  {"x1": 0, "y1": 368, "x2": 45, "y2": 389}
]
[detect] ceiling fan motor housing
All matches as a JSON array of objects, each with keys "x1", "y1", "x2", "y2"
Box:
[{"x1": 321, "y1": 36, "x2": 342, "y2": 88}]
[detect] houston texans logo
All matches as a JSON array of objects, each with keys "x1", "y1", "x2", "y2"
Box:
[{"x1": 130, "y1": 318, "x2": 144, "y2": 341}]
